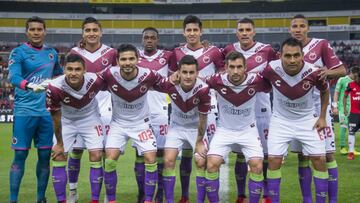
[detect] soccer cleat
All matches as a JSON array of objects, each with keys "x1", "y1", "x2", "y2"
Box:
[
  {"x1": 262, "y1": 197, "x2": 272, "y2": 203},
  {"x1": 68, "y1": 189, "x2": 79, "y2": 203},
  {"x1": 91, "y1": 200, "x2": 99, "y2": 203},
  {"x1": 348, "y1": 152, "x2": 355, "y2": 160},
  {"x1": 37, "y1": 198, "x2": 48, "y2": 203},
  {"x1": 235, "y1": 197, "x2": 246, "y2": 203},
  {"x1": 340, "y1": 147, "x2": 348, "y2": 155},
  {"x1": 354, "y1": 149, "x2": 360, "y2": 156},
  {"x1": 178, "y1": 197, "x2": 189, "y2": 203}
]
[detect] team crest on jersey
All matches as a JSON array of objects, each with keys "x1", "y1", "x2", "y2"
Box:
[
  {"x1": 203, "y1": 56, "x2": 210, "y2": 64},
  {"x1": 193, "y1": 97, "x2": 200, "y2": 105},
  {"x1": 302, "y1": 81, "x2": 311, "y2": 90},
  {"x1": 12, "y1": 137, "x2": 17, "y2": 144},
  {"x1": 309, "y1": 52, "x2": 317, "y2": 61},
  {"x1": 89, "y1": 91, "x2": 95, "y2": 99},
  {"x1": 8, "y1": 59, "x2": 14, "y2": 66},
  {"x1": 102, "y1": 58, "x2": 109, "y2": 66},
  {"x1": 248, "y1": 88, "x2": 256, "y2": 96},
  {"x1": 140, "y1": 85, "x2": 148, "y2": 93},
  {"x1": 255, "y1": 55, "x2": 263, "y2": 63},
  {"x1": 48, "y1": 53, "x2": 54, "y2": 60},
  {"x1": 159, "y1": 58, "x2": 166, "y2": 65}
]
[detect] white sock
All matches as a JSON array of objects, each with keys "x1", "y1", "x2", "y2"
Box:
[
  {"x1": 348, "y1": 134, "x2": 355, "y2": 153},
  {"x1": 69, "y1": 183, "x2": 77, "y2": 190}
]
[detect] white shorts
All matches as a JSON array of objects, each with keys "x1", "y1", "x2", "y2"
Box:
[
  {"x1": 290, "y1": 106, "x2": 335, "y2": 154},
  {"x1": 209, "y1": 126, "x2": 263, "y2": 162},
  {"x1": 106, "y1": 121, "x2": 157, "y2": 155},
  {"x1": 165, "y1": 126, "x2": 198, "y2": 151},
  {"x1": 256, "y1": 116, "x2": 270, "y2": 155},
  {"x1": 72, "y1": 115, "x2": 111, "y2": 150},
  {"x1": 268, "y1": 116, "x2": 326, "y2": 156},
  {"x1": 54, "y1": 116, "x2": 104, "y2": 153},
  {"x1": 206, "y1": 110, "x2": 217, "y2": 144}
]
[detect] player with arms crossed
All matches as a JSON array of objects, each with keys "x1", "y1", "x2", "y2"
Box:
[
  {"x1": 343, "y1": 69, "x2": 360, "y2": 160},
  {"x1": 8, "y1": 16, "x2": 63, "y2": 203},
  {"x1": 67, "y1": 17, "x2": 117, "y2": 202},
  {"x1": 289, "y1": 14, "x2": 346, "y2": 203},
  {"x1": 47, "y1": 54, "x2": 106, "y2": 203},
  {"x1": 333, "y1": 66, "x2": 359, "y2": 155},
  {"x1": 157, "y1": 55, "x2": 210, "y2": 203},
  {"x1": 205, "y1": 51, "x2": 270, "y2": 203},
  {"x1": 169, "y1": 15, "x2": 224, "y2": 203},
  {"x1": 222, "y1": 18, "x2": 277, "y2": 203},
  {"x1": 102, "y1": 44, "x2": 165, "y2": 203},
  {"x1": 262, "y1": 38, "x2": 330, "y2": 203},
  {"x1": 135, "y1": 27, "x2": 173, "y2": 203}
]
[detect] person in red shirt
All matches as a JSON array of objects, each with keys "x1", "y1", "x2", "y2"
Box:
[{"x1": 344, "y1": 69, "x2": 360, "y2": 160}]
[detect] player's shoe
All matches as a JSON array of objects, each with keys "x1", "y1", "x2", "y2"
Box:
[
  {"x1": 340, "y1": 147, "x2": 348, "y2": 155},
  {"x1": 136, "y1": 195, "x2": 145, "y2": 203},
  {"x1": 354, "y1": 149, "x2": 360, "y2": 156},
  {"x1": 262, "y1": 197, "x2": 272, "y2": 203},
  {"x1": 178, "y1": 197, "x2": 189, "y2": 203},
  {"x1": 37, "y1": 198, "x2": 48, "y2": 203},
  {"x1": 235, "y1": 196, "x2": 246, "y2": 203},
  {"x1": 348, "y1": 152, "x2": 355, "y2": 160},
  {"x1": 68, "y1": 189, "x2": 79, "y2": 203},
  {"x1": 91, "y1": 200, "x2": 99, "y2": 203}
]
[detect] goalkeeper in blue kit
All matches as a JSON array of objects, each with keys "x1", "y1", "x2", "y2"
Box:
[{"x1": 8, "y1": 16, "x2": 63, "y2": 203}]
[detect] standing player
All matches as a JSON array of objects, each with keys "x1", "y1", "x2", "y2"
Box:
[
  {"x1": 263, "y1": 38, "x2": 330, "y2": 203},
  {"x1": 343, "y1": 70, "x2": 360, "y2": 160},
  {"x1": 102, "y1": 44, "x2": 163, "y2": 203},
  {"x1": 135, "y1": 27, "x2": 173, "y2": 203},
  {"x1": 205, "y1": 51, "x2": 270, "y2": 203},
  {"x1": 8, "y1": 16, "x2": 63, "y2": 203},
  {"x1": 158, "y1": 55, "x2": 210, "y2": 203},
  {"x1": 170, "y1": 15, "x2": 224, "y2": 203},
  {"x1": 222, "y1": 18, "x2": 277, "y2": 203},
  {"x1": 67, "y1": 17, "x2": 117, "y2": 202},
  {"x1": 289, "y1": 14, "x2": 346, "y2": 203},
  {"x1": 333, "y1": 66, "x2": 359, "y2": 154},
  {"x1": 47, "y1": 54, "x2": 105, "y2": 203}
]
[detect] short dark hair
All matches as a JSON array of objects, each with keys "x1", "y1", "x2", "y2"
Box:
[
  {"x1": 142, "y1": 27, "x2": 159, "y2": 35},
  {"x1": 26, "y1": 16, "x2": 46, "y2": 31},
  {"x1": 82, "y1": 17, "x2": 102, "y2": 30},
  {"x1": 350, "y1": 66, "x2": 359, "y2": 74},
  {"x1": 178, "y1": 55, "x2": 198, "y2": 70},
  {"x1": 292, "y1": 14, "x2": 307, "y2": 20},
  {"x1": 237, "y1": 18, "x2": 254, "y2": 26},
  {"x1": 280, "y1": 37, "x2": 303, "y2": 53},
  {"x1": 225, "y1": 51, "x2": 246, "y2": 65},
  {"x1": 183, "y1": 15, "x2": 202, "y2": 30},
  {"x1": 65, "y1": 54, "x2": 85, "y2": 68},
  {"x1": 117, "y1": 44, "x2": 138, "y2": 58}
]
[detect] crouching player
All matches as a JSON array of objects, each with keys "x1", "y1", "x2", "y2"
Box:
[
  {"x1": 47, "y1": 54, "x2": 106, "y2": 203},
  {"x1": 205, "y1": 51, "x2": 269, "y2": 203},
  {"x1": 155, "y1": 55, "x2": 210, "y2": 203}
]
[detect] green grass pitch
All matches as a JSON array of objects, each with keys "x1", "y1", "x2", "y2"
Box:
[{"x1": 0, "y1": 123, "x2": 360, "y2": 202}]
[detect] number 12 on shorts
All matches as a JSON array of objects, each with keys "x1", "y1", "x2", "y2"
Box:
[{"x1": 138, "y1": 129, "x2": 154, "y2": 142}]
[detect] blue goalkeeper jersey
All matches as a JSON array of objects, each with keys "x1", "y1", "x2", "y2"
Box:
[{"x1": 8, "y1": 42, "x2": 63, "y2": 116}]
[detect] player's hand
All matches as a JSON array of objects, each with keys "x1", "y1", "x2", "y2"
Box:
[
  {"x1": 39, "y1": 79, "x2": 52, "y2": 89},
  {"x1": 52, "y1": 143, "x2": 65, "y2": 159},
  {"x1": 169, "y1": 71, "x2": 180, "y2": 85},
  {"x1": 195, "y1": 140, "x2": 207, "y2": 158},
  {"x1": 26, "y1": 82, "x2": 46, "y2": 93},
  {"x1": 317, "y1": 67, "x2": 329, "y2": 81},
  {"x1": 201, "y1": 39, "x2": 211, "y2": 49},
  {"x1": 313, "y1": 117, "x2": 327, "y2": 131}
]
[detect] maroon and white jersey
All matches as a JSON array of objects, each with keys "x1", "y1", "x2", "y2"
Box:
[
  {"x1": 155, "y1": 78, "x2": 211, "y2": 129},
  {"x1": 70, "y1": 44, "x2": 117, "y2": 118},
  {"x1": 262, "y1": 59, "x2": 329, "y2": 120},
  {"x1": 46, "y1": 72, "x2": 106, "y2": 120},
  {"x1": 223, "y1": 41, "x2": 277, "y2": 117},
  {"x1": 138, "y1": 49, "x2": 172, "y2": 117},
  {"x1": 206, "y1": 72, "x2": 271, "y2": 131},
  {"x1": 101, "y1": 66, "x2": 163, "y2": 127},
  {"x1": 302, "y1": 38, "x2": 343, "y2": 111}
]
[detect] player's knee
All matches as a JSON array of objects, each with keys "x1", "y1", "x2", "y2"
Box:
[
  {"x1": 268, "y1": 156, "x2": 282, "y2": 170},
  {"x1": 164, "y1": 156, "x2": 176, "y2": 169},
  {"x1": 206, "y1": 156, "x2": 221, "y2": 173},
  {"x1": 249, "y1": 159, "x2": 263, "y2": 174},
  {"x1": 89, "y1": 150, "x2": 103, "y2": 162},
  {"x1": 104, "y1": 159, "x2": 117, "y2": 172},
  {"x1": 14, "y1": 150, "x2": 29, "y2": 162},
  {"x1": 326, "y1": 153, "x2": 335, "y2": 162},
  {"x1": 144, "y1": 151, "x2": 157, "y2": 164},
  {"x1": 194, "y1": 155, "x2": 206, "y2": 170},
  {"x1": 310, "y1": 156, "x2": 327, "y2": 172}
]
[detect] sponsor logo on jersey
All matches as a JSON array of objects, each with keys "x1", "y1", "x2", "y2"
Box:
[
  {"x1": 112, "y1": 84, "x2": 118, "y2": 91},
  {"x1": 301, "y1": 68, "x2": 313, "y2": 79},
  {"x1": 63, "y1": 97, "x2": 70, "y2": 103},
  {"x1": 275, "y1": 80, "x2": 281, "y2": 87},
  {"x1": 171, "y1": 93, "x2": 177, "y2": 100},
  {"x1": 220, "y1": 88, "x2": 227, "y2": 95},
  {"x1": 49, "y1": 53, "x2": 54, "y2": 60}
]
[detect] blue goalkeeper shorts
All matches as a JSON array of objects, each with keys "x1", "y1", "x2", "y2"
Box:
[{"x1": 12, "y1": 115, "x2": 54, "y2": 150}]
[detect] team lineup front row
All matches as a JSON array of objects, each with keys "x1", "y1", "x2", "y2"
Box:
[{"x1": 8, "y1": 14, "x2": 360, "y2": 203}]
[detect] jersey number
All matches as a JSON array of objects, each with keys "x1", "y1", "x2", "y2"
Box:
[
  {"x1": 138, "y1": 129, "x2": 154, "y2": 142},
  {"x1": 159, "y1": 124, "x2": 168, "y2": 136}
]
